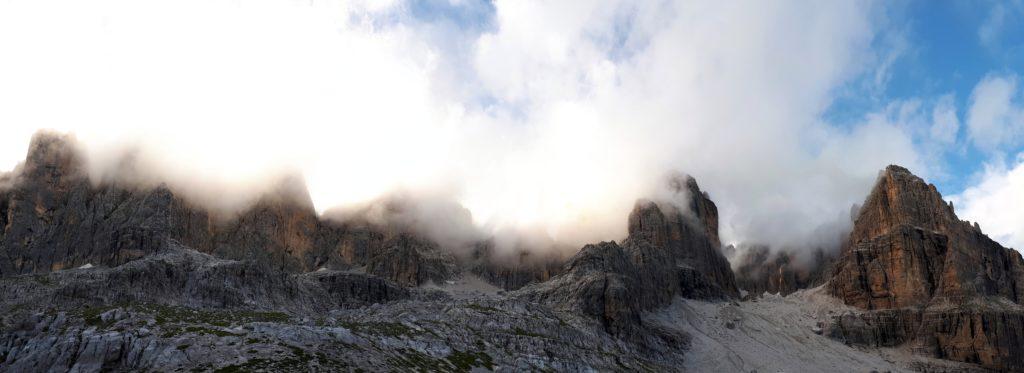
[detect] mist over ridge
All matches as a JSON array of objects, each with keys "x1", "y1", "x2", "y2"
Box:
[
  {"x1": 4, "y1": 2, "x2": 1024, "y2": 372},
  {"x1": 0, "y1": 0, "x2": 936, "y2": 254}
]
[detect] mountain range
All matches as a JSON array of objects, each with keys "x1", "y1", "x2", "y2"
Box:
[{"x1": 1, "y1": 132, "x2": 1022, "y2": 372}]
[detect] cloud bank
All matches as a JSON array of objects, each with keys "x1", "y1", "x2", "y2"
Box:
[
  {"x1": 0, "y1": 0, "x2": 928, "y2": 252},
  {"x1": 954, "y1": 72, "x2": 1024, "y2": 252},
  {"x1": 952, "y1": 154, "x2": 1024, "y2": 251},
  {"x1": 967, "y1": 74, "x2": 1024, "y2": 152}
]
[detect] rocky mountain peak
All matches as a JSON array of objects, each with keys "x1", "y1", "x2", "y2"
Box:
[
  {"x1": 655, "y1": 174, "x2": 721, "y2": 247},
  {"x1": 627, "y1": 175, "x2": 722, "y2": 252},
  {"x1": 19, "y1": 131, "x2": 86, "y2": 184},
  {"x1": 626, "y1": 200, "x2": 669, "y2": 248},
  {"x1": 624, "y1": 176, "x2": 737, "y2": 299},
  {"x1": 849, "y1": 165, "x2": 957, "y2": 246},
  {"x1": 256, "y1": 173, "x2": 316, "y2": 211},
  {"x1": 835, "y1": 164, "x2": 1024, "y2": 307},
  {"x1": 827, "y1": 164, "x2": 1024, "y2": 371},
  {"x1": 520, "y1": 175, "x2": 739, "y2": 337}
]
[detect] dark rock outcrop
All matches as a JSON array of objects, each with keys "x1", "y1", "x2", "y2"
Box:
[
  {"x1": 0, "y1": 241, "x2": 410, "y2": 315},
  {"x1": 520, "y1": 175, "x2": 739, "y2": 335},
  {"x1": 0, "y1": 133, "x2": 211, "y2": 275},
  {"x1": 364, "y1": 232, "x2": 457, "y2": 287},
  {"x1": 626, "y1": 175, "x2": 739, "y2": 299},
  {"x1": 828, "y1": 308, "x2": 923, "y2": 348},
  {"x1": 827, "y1": 165, "x2": 1024, "y2": 371},
  {"x1": 519, "y1": 242, "x2": 643, "y2": 335}
]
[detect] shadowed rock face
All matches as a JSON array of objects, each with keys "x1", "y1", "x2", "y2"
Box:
[
  {"x1": 519, "y1": 242, "x2": 643, "y2": 335},
  {"x1": 0, "y1": 133, "x2": 211, "y2": 275},
  {"x1": 626, "y1": 175, "x2": 739, "y2": 299},
  {"x1": 733, "y1": 245, "x2": 834, "y2": 297},
  {"x1": 827, "y1": 165, "x2": 1024, "y2": 371},
  {"x1": 0, "y1": 242, "x2": 411, "y2": 315},
  {"x1": 0, "y1": 132, "x2": 457, "y2": 286},
  {"x1": 363, "y1": 232, "x2": 457, "y2": 287},
  {"x1": 467, "y1": 242, "x2": 564, "y2": 291},
  {"x1": 520, "y1": 175, "x2": 739, "y2": 336}
]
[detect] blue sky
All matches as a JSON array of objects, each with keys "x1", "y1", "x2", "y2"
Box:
[
  {"x1": 826, "y1": 0, "x2": 1024, "y2": 194},
  {"x1": 387, "y1": 0, "x2": 1024, "y2": 249}
]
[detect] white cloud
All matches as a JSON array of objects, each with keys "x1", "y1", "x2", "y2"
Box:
[
  {"x1": 931, "y1": 95, "x2": 961, "y2": 146},
  {"x1": 0, "y1": 0, "x2": 923, "y2": 251},
  {"x1": 966, "y1": 74, "x2": 1024, "y2": 152},
  {"x1": 951, "y1": 154, "x2": 1024, "y2": 251},
  {"x1": 0, "y1": 0, "x2": 448, "y2": 210}
]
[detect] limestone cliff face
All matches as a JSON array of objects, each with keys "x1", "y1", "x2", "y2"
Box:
[
  {"x1": 827, "y1": 165, "x2": 1024, "y2": 371},
  {"x1": 831, "y1": 165, "x2": 1024, "y2": 308},
  {"x1": 0, "y1": 133, "x2": 457, "y2": 286}
]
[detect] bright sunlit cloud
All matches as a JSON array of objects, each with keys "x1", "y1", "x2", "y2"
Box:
[{"x1": 4, "y1": 0, "x2": 1012, "y2": 252}]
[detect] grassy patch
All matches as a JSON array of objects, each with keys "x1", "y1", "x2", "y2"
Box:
[
  {"x1": 511, "y1": 327, "x2": 545, "y2": 338},
  {"x1": 465, "y1": 303, "x2": 501, "y2": 314},
  {"x1": 213, "y1": 344, "x2": 348, "y2": 372},
  {"x1": 386, "y1": 348, "x2": 495, "y2": 373},
  {"x1": 388, "y1": 349, "x2": 451, "y2": 372},
  {"x1": 340, "y1": 321, "x2": 419, "y2": 338},
  {"x1": 31, "y1": 275, "x2": 54, "y2": 287},
  {"x1": 161, "y1": 325, "x2": 243, "y2": 338},
  {"x1": 78, "y1": 305, "x2": 119, "y2": 329},
  {"x1": 446, "y1": 349, "x2": 495, "y2": 372},
  {"x1": 139, "y1": 304, "x2": 289, "y2": 327},
  {"x1": 69, "y1": 303, "x2": 290, "y2": 335}
]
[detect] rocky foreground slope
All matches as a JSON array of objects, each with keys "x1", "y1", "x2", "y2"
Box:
[{"x1": 0, "y1": 132, "x2": 1018, "y2": 372}]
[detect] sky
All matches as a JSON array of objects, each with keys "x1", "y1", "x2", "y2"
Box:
[{"x1": 0, "y1": 0, "x2": 1022, "y2": 253}]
